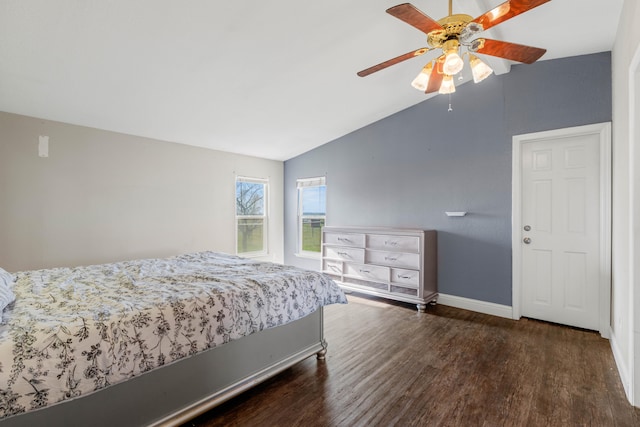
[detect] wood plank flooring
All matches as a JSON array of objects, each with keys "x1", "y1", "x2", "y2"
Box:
[{"x1": 183, "y1": 294, "x2": 640, "y2": 427}]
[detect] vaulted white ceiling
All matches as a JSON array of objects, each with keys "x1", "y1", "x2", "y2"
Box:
[{"x1": 0, "y1": 1, "x2": 623, "y2": 160}]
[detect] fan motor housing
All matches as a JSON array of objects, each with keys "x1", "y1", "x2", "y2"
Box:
[{"x1": 427, "y1": 13, "x2": 473, "y2": 48}]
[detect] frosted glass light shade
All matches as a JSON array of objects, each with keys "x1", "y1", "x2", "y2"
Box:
[
  {"x1": 469, "y1": 54, "x2": 493, "y2": 83},
  {"x1": 443, "y1": 52, "x2": 464, "y2": 75},
  {"x1": 439, "y1": 75, "x2": 456, "y2": 94},
  {"x1": 411, "y1": 63, "x2": 433, "y2": 91}
]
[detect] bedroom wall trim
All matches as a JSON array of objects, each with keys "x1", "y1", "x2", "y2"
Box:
[
  {"x1": 438, "y1": 293, "x2": 513, "y2": 319},
  {"x1": 628, "y1": 30, "x2": 640, "y2": 407},
  {"x1": 611, "y1": 326, "x2": 632, "y2": 402}
]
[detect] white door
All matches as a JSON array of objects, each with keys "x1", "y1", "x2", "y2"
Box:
[{"x1": 513, "y1": 123, "x2": 611, "y2": 334}]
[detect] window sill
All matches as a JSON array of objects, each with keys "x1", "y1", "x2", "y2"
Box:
[
  {"x1": 238, "y1": 252, "x2": 269, "y2": 259},
  {"x1": 294, "y1": 252, "x2": 321, "y2": 260}
]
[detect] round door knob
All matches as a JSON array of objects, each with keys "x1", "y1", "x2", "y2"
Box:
[{"x1": 523, "y1": 237, "x2": 531, "y2": 244}]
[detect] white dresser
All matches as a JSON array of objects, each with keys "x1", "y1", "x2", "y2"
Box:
[{"x1": 321, "y1": 226, "x2": 437, "y2": 311}]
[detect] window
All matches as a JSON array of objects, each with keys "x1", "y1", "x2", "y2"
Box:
[
  {"x1": 297, "y1": 177, "x2": 326, "y2": 257},
  {"x1": 236, "y1": 176, "x2": 268, "y2": 255}
]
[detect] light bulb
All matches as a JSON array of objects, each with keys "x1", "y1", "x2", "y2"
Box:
[
  {"x1": 443, "y1": 52, "x2": 464, "y2": 75},
  {"x1": 439, "y1": 75, "x2": 456, "y2": 94},
  {"x1": 411, "y1": 63, "x2": 433, "y2": 91},
  {"x1": 469, "y1": 54, "x2": 493, "y2": 83}
]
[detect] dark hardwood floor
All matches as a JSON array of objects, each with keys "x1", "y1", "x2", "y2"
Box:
[{"x1": 184, "y1": 294, "x2": 640, "y2": 427}]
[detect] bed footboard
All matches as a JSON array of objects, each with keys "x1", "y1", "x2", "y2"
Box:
[{"x1": 0, "y1": 309, "x2": 325, "y2": 427}]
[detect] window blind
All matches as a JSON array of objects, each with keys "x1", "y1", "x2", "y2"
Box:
[
  {"x1": 237, "y1": 176, "x2": 269, "y2": 184},
  {"x1": 296, "y1": 176, "x2": 326, "y2": 188}
]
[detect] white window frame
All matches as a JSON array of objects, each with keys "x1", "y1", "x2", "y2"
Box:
[
  {"x1": 235, "y1": 176, "x2": 269, "y2": 257},
  {"x1": 296, "y1": 176, "x2": 326, "y2": 259}
]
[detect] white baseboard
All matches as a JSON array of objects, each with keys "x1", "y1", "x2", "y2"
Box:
[
  {"x1": 609, "y1": 326, "x2": 632, "y2": 403},
  {"x1": 437, "y1": 293, "x2": 513, "y2": 319}
]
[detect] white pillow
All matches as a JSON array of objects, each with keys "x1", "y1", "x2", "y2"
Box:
[{"x1": 0, "y1": 268, "x2": 16, "y2": 321}]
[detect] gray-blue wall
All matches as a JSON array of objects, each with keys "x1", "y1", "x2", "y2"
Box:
[{"x1": 284, "y1": 52, "x2": 612, "y2": 306}]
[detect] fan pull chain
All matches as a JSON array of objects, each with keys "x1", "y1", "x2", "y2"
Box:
[{"x1": 448, "y1": 93, "x2": 453, "y2": 112}]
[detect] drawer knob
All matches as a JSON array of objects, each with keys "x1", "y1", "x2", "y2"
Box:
[
  {"x1": 385, "y1": 256, "x2": 398, "y2": 261},
  {"x1": 398, "y1": 274, "x2": 412, "y2": 279},
  {"x1": 385, "y1": 240, "x2": 399, "y2": 246}
]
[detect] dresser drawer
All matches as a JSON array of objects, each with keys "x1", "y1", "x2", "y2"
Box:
[
  {"x1": 367, "y1": 234, "x2": 420, "y2": 253},
  {"x1": 323, "y1": 260, "x2": 343, "y2": 275},
  {"x1": 344, "y1": 263, "x2": 389, "y2": 283},
  {"x1": 323, "y1": 232, "x2": 365, "y2": 247},
  {"x1": 366, "y1": 250, "x2": 420, "y2": 269},
  {"x1": 324, "y1": 246, "x2": 365, "y2": 263},
  {"x1": 391, "y1": 268, "x2": 419, "y2": 288}
]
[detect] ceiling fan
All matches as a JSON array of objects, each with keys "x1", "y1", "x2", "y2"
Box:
[{"x1": 357, "y1": 0, "x2": 550, "y2": 95}]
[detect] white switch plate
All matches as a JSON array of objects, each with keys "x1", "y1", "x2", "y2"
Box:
[{"x1": 38, "y1": 135, "x2": 49, "y2": 157}]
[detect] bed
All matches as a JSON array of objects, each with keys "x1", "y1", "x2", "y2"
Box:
[{"x1": 0, "y1": 251, "x2": 346, "y2": 426}]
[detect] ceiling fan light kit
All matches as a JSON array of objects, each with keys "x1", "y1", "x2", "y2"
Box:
[
  {"x1": 358, "y1": 0, "x2": 550, "y2": 98},
  {"x1": 441, "y1": 39, "x2": 464, "y2": 75},
  {"x1": 411, "y1": 62, "x2": 434, "y2": 91},
  {"x1": 439, "y1": 74, "x2": 456, "y2": 94},
  {"x1": 469, "y1": 53, "x2": 494, "y2": 83}
]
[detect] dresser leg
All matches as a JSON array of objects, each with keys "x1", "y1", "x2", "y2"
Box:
[{"x1": 417, "y1": 303, "x2": 427, "y2": 312}]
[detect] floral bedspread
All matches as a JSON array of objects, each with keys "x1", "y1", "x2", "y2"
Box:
[{"x1": 0, "y1": 252, "x2": 346, "y2": 418}]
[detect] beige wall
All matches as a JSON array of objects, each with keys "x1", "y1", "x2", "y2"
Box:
[
  {"x1": 611, "y1": 0, "x2": 640, "y2": 406},
  {"x1": 0, "y1": 112, "x2": 284, "y2": 271}
]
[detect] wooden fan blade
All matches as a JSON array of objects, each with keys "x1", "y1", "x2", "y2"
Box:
[
  {"x1": 425, "y1": 57, "x2": 445, "y2": 93},
  {"x1": 386, "y1": 3, "x2": 444, "y2": 35},
  {"x1": 473, "y1": 39, "x2": 546, "y2": 64},
  {"x1": 472, "y1": 0, "x2": 550, "y2": 31},
  {"x1": 425, "y1": 71, "x2": 443, "y2": 93},
  {"x1": 357, "y1": 47, "x2": 430, "y2": 77}
]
